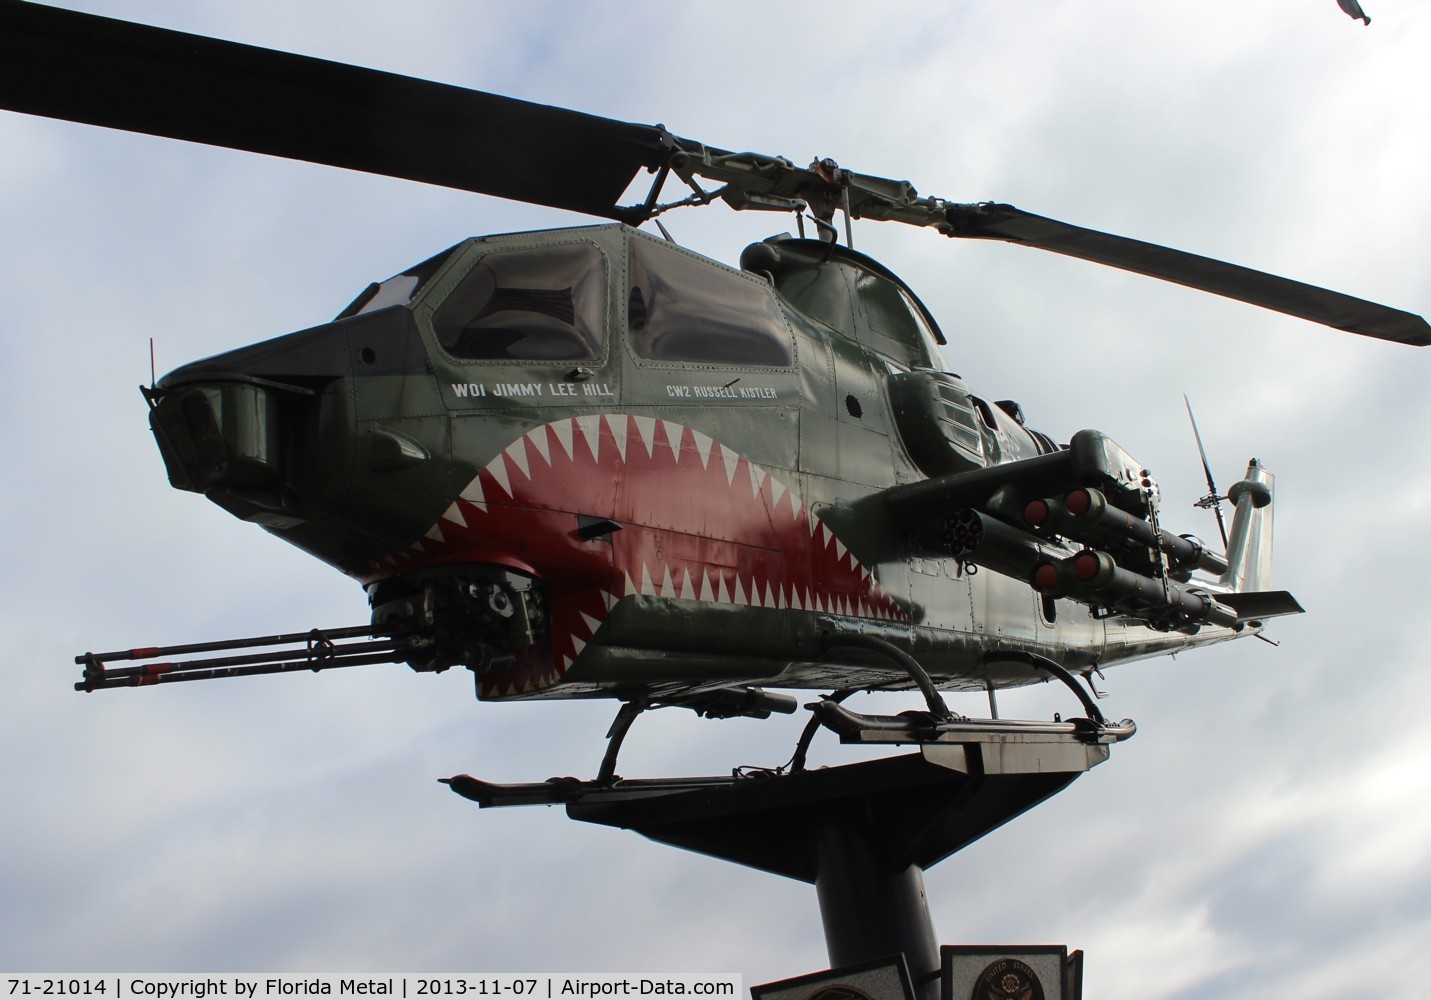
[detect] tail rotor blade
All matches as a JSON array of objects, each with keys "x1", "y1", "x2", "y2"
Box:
[{"x1": 1183, "y1": 394, "x2": 1229, "y2": 548}]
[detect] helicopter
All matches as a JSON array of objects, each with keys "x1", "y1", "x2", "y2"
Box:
[{"x1": 4, "y1": 2, "x2": 1427, "y2": 750}]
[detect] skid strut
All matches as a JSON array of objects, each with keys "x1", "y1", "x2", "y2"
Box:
[{"x1": 74, "y1": 625, "x2": 415, "y2": 691}]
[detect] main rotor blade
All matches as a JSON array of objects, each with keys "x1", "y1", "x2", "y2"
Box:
[
  {"x1": 0, "y1": 1, "x2": 671, "y2": 219},
  {"x1": 947, "y1": 203, "x2": 1430, "y2": 346}
]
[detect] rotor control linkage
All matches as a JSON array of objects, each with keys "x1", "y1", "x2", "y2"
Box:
[{"x1": 74, "y1": 625, "x2": 414, "y2": 692}]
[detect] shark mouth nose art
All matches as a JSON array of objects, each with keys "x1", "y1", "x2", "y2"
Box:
[{"x1": 373, "y1": 414, "x2": 907, "y2": 696}]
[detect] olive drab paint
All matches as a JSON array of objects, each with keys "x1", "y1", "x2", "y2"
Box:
[
  {"x1": 16, "y1": 5, "x2": 1404, "y2": 703},
  {"x1": 144, "y1": 224, "x2": 1294, "y2": 701}
]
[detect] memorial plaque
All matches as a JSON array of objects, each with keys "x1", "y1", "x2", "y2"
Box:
[
  {"x1": 940, "y1": 946, "x2": 1081, "y2": 1000},
  {"x1": 752, "y1": 955, "x2": 916, "y2": 1000}
]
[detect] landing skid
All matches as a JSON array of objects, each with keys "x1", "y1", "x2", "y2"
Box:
[
  {"x1": 812, "y1": 700, "x2": 1135, "y2": 747},
  {"x1": 589, "y1": 640, "x2": 1134, "y2": 785},
  {"x1": 445, "y1": 669, "x2": 1130, "y2": 999}
]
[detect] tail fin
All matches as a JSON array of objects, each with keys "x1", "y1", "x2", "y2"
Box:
[
  {"x1": 1216, "y1": 459, "x2": 1304, "y2": 622},
  {"x1": 1220, "y1": 459, "x2": 1274, "y2": 592}
]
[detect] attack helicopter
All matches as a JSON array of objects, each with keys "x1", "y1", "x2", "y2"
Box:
[{"x1": 4, "y1": 2, "x2": 1427, "y2": 748}]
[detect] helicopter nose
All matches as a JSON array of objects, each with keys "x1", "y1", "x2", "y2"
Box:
[
  {"x1": 147, "y1": 307, "x2": 450, "y2": 568},
  {"x1": 146, "y1": 312, "x2": 385, "y2": 528},
  {"x1": 148, "y1": 377, "x2": 302, "y2": 527}
]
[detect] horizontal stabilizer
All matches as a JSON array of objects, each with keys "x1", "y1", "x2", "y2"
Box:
[{"x1": 1217, "y1": 590, "x2": 1305, "y2": 622}]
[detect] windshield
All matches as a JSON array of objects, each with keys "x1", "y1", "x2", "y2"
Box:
[
  {"x1": 432, "y1": 242, "x2": 606, "y2": 361},
  {"x1": 336, "y1": 244, "x2": 459, "y2": 320},
  {"x1": 628, "y1": 236, "x2": 793, "y2": 367}
]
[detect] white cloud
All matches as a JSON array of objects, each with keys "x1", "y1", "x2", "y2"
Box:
[{"x1": 3, "y1": 2, "x2": 1430, "y2": 998}]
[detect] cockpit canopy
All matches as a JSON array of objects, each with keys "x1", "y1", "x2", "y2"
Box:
[
  {"x1": 336, "y1": 226, "x2": 798, "y2": 369},
  {"x1": 335, "y1": 226, "x2": 940, "y2": 372}
]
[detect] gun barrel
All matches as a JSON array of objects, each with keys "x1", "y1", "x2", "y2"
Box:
[{"x1": 75, "y1": 626, "x2": 410, "y2": 691}]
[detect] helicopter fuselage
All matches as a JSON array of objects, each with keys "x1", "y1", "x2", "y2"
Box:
[{"x1": 148, "y1": 224, "x2": 1257, "y2": 703}]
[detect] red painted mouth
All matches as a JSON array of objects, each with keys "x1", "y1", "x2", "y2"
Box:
[{"x1": 371, "y1": 414, "x2": 905, "y2": 696}]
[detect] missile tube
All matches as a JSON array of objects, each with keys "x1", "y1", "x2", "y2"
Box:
[
  {"x1": 945, "y1": 508, "x2": 1068, "y2": 581},
  {"x1": 1035, "y1": 549, "x2": 1238, "y2": 630},
  {"x1": 948, "y1": 508, "x2": 1238, "y2": 630},
  {"x1": 1025, "y1": 487, "x2": 1229, "y2": 576}
]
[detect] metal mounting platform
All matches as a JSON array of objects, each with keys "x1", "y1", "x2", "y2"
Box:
[
  {"x1": 811, "y1": 700, "x2": 1135, "y2": 752},
  {"x1": 445, "y1": 733, "x2": 1116, "y2": 880},
  {"x1": 445, "y1": 718, "x2": 1123, "y2": 1000}
]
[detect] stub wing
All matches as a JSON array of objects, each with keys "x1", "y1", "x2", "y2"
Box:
[{"x1": 879, "y1": 431, "x2": 1302, "y2": 633}]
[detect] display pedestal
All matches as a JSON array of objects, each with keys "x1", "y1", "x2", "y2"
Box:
[{"x1": 447, "y1": 721, "x2": 1115, "y2": 999}]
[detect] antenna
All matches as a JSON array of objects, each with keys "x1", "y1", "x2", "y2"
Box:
[
  {"x1": 1183, "y1": 394, "x2": 1229, "y2": 548},
  {"x1": 149, "y1": 337, "x2": 156, "y2": 388}
]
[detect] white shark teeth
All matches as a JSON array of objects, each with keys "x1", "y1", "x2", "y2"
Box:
[
  {"x1": 690, "y1": 429, "x2": 715, "y2": 469},
  {"x1": 769, "y1": 476, "x2": 788, "y2": 510},
  {"x1": 575, "y1": 414, "x2": 603, "y2": 461},
  {"x1": 632, "y1": 415, "x2": 658, "y2": 458},
  {"x1": 459, "y1": 477, "x2": 487, "y2": 512},
  {"x1": 525, "y1": 424, "x2": 552, "y2": 466},
  {"x1": 442, "y1": 502, "x2": 466, "y2": 528},
  {"x1": 661, "y1": 420, "x2": 684, "y2": 463},
  {"x1": 503, "y1": 437, "x2": 531, "y2": 480},
  {"x1": 603, "y1": 414, "x2": 630, "y2": 462},
  {"x1": 748, "y1": 463, "x2": 767, "y2": 498},
  {"x1": 485, "y1": 453, "x2": 512, "y2": 497},
  {"x1": 719, "y1": 443, "x2": 741, "y2": 486},
  {"x1": 551, "y1": 418, "x2": 576, "y2": 460}
]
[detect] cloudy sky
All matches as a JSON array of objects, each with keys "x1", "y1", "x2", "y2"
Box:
[{"x1": 3, "y1": 2, "x2": 1430, "y2": 997}]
